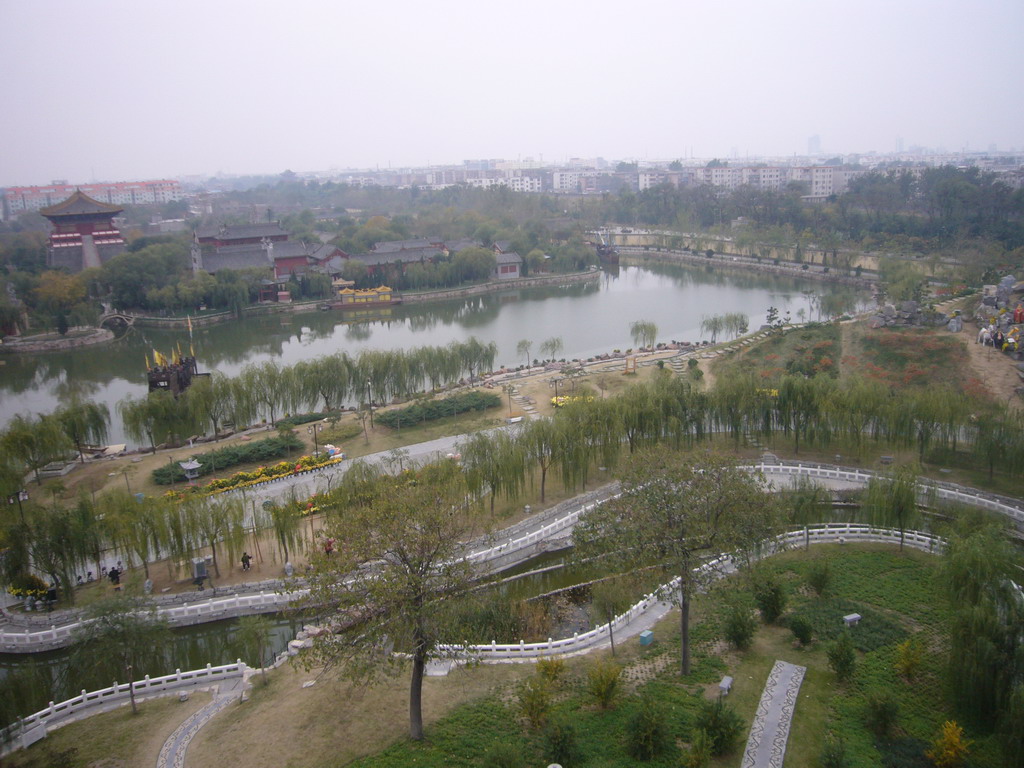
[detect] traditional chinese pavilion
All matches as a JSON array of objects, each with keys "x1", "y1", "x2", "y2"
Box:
[{"x1": 40, "y1": 189, "x2": 126, "y2": 273}]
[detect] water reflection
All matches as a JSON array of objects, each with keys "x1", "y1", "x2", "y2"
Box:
[{"x1": 0, "y1": 264, "x2": 870, "y2": 444}]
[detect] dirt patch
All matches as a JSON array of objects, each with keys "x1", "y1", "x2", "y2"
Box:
[{"x1": 963, "y1": 320, "x2": 1023, "y2": 411}]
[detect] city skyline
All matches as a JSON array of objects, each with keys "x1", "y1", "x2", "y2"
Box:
[{"x1": 2, "y1": 0, "x2": 1022, "y2": 187}]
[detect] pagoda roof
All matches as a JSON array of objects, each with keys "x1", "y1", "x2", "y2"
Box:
[{"x1": 39, "y1": 189, "x2": 123, "y2": 217}]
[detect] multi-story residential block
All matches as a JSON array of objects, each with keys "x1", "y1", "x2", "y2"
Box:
[{"x1": 3, "y1": 180, "x2": 182, "y2": 218}]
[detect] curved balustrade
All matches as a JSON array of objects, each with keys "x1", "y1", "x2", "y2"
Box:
[
  {"x1": 2, "y1": 661, "x2": 246, "y2": 751},
  {"x1": 442, "y1": 524, "x2": 944, "y2": 662},
  {"x1": 3, "y1": 460, "x2": 1016, "y2": 651}
]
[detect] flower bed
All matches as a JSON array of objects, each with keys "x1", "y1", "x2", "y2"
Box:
[{"x1": 164, "y1": 452, "x2": 345, "y2": 499}]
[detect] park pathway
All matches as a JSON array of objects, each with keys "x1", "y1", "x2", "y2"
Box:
[
  {"x1": 741, "y1": 660, "x2": 806, "y2": 768},
  {"x1": 156, "y1": 673, "x2": 247, "y2": 768}
]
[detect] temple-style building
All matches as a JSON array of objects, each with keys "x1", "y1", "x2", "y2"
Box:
[{"x1": 40, "y1": 189, "x2": 126, "y2": 272}]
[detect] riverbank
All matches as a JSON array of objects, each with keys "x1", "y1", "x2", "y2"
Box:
[
  {"x1": 619, "y1": 246, "x2": 877, "y2": 289},
  {"x1": 104, "y1": 269, "x2": 603, "y2": 331},
  {"x1": 0, "y1": 328, "x2": 114, "y2": 354}
]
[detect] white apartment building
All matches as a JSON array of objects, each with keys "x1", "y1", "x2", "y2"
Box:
[{"x1": 3, "y1": 180, "x2": 182, "y2": 217}]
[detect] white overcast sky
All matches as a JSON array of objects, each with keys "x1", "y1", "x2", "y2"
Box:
[{"x1": 1, "y1": 0, "x2": 1022, "y2": 185}]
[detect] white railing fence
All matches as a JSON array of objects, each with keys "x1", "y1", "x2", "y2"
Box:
[
  {"x1": 441, "y1": 524, "x2": 944, "y2": 662},
  {"x1": 2, "y1": 660, "x2": 246, "y2": 751}
]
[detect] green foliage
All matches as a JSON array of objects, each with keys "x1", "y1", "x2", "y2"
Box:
[
  {"x1": 536, "y1": 657, "x2": 566, "y2": 685},
  {"x1": 586, "y1": 660, "x2": 622, "y2": 709},
  {"x1": 692, "y1": 697, "x2": 744, "y2": 756},
  {"x1": 820, "y1": 733, "x2": 849, "y2": 768},
  {"x1": 274, "y1": 411, "x2": 330, "y2": 429},
  {"x1": 788, "y1": 615, "x2": 814, "y2": 646},
  {"x1": 543, "y1": 717, "x2": 580, "y2": 766},
  {"x1": 151, "y1": 433, "x2": 303, "y2": 484},
  {"x1": 787, "y1": 598, "x2": 907, "y2": 653},
  {"x1": 517, "y1": 676, "x2": 551, "y2": 730},
  {"x1": 894, "y1": 636, "x2": 925, "y2": 681},
  {"x1": 865, "y1": 690, "x2": 900, "y2": 738},
  {"x1": 481, "y1": 741, "x2": 525, "y2": 768},
  {"x1": 374, "y1": 391, "x2": 501, "y2": 428},
  {"x1": 683, "y1": 729, "x2": 712, "y2": 768},
  {"x1": 722, "y1": 599, "x2": 758, "y2": 650},
  {"x1": 626, "y1": 696, "x2": 670, "y2": 760},
  {"x1": 807, "y1": 559, "x2": 832, "y2": 597},
  {"x1": 827, "y1": 631, "x2": 857, "y2": 682},
  {"x1": 752, "y1": 573, "x2": 787, "y2": 623}
]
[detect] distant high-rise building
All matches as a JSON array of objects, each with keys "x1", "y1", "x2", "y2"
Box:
[{"x1": 807, "y1": 135, "x2": 822, "y2": 155}]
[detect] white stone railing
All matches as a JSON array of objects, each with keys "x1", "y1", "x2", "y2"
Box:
[
  {"x1": 0, "y1": 591, "x2": 297, "y2": 650},
  {"x1": 3, "y1": 661, "x2": 246, "y2": 751},
  {"x1": 5, "y1": 459, "x2": 1013, "y2": 651},
  {"x1": 755, "y1": 461, "x2": 1024, "y2": 526},
  {"x1": 441, "y1": 524, "x2": 944, "y2": 662}
]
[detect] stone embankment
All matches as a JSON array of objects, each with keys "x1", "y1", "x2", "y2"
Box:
[
  {"x1": 0, "y1": 328, "x2": 114, "y2": 354},
  {"x1": 619, "y1": 246, "x2": 875, "y2": 289}
]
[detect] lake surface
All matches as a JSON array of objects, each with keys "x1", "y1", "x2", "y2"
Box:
[{"x1": 0, "y1": 263, "x2": 868, "y2": 446}]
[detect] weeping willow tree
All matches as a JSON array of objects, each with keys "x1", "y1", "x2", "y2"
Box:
[
  {"x1": 55, "y1": 397, "x2": 109, "y2": 462},
  {"x1": 629, "y1": 319, "x2": 658, "y2": 349},
  {"x1": 864, "y1": 464, "x2": 921, "y2": 551},
  {"x1": 939, "y1": 525, "x2": 1024, "y2": 763}
]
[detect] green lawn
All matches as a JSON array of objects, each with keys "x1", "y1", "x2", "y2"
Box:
[{"x1": 343, "y1": 544, "x2": 1007, "y2": 768}]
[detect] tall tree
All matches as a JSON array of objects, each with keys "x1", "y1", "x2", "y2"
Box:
[
  {"x1": 939, "y1": 525, "x2": 1024, "y2": 760},
  {"x1": 630, "y1": 320, "x2": 658, "y2": 349},
  {"x1": 1, "y1": 413, "x2": 70, "y2": 485},
  {"x1": 573, "y1": 449, "x2": 781, "y2": 675},
  {"x1": 517, "y1": 338, "x2": 533, "y2": 368},
  {"x1": 56, "y1": 397, "x2": 110, "y2": 463},
  {"x1": 864, "y1": 465, "x2": 920, "y2": 551},
  {"x1": 302, "y1": 461, "x2": 482, "y2": 740},
  {"x1": 70, "y1": 596, "x2": 171, "y2": 714}
]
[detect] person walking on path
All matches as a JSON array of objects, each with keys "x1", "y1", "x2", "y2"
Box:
[{"x1": 241, "y1": 552, "x2": 251, "y2": 571}]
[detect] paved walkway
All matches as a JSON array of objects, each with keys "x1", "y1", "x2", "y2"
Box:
[
  {"x1": 156, "y1": 674, "x2": 247, "y2": 768},
  {"x1": 741, "y1": 660, "x2": 806, "y2": 768}
]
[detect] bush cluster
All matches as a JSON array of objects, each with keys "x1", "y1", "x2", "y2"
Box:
[
  {"x1": 274, "y1": 412, "x2": 330, "y2": 429},
  {"x1": 151, "y1": 433, "x2": 303, "y2": 484},
  {"x1": 375, "y1": 391, "x2": 501, "y2": 428}
]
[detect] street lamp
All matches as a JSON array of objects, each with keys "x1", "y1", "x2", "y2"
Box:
[
  {"x1": 7, "y1": 489, "x2": 28, "y2": 525},
  {"x1": 307, "y1": 420, "x2": 327, "y2": 458},
  {"x1": 365, "y1": 379, "x2": 374, "y2": 429}
]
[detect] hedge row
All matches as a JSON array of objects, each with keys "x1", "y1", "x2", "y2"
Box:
[
  {"x1": 275, "y1": 412, "x2": 331, "y2": 429},
  {"x1": 375, "y1": 391, "x2": 501, "y2": 428},
  {"x1": 151, "y1": 433, "x2": 304, "y2": 485}
]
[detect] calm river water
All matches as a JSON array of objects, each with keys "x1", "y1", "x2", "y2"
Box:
[{"x1": 0, "y1": 263, "x2": 867, "y2": 446}]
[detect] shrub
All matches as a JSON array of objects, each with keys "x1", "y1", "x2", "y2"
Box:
[
  {"x1": 517, "y1": 676, "x2": 551, "y2": 730},
  {"x1": 682, "y1": 728, "x2": 712, "y2": 768},
  {"x1": 544, "y1": 717, "x2": 579, "y2": 766},
  {"x1": 536, "y1": 657, "x2": 566, "y2": 685},
  {"x1": 865, "y1": 690, "x2": 900, "y2": 738},
  {"x1": 807, "y1": 560, "x2": 832, "y2": 597},
  {"x1": 482, "y1": 741, "x2": 525, "y2": 768},
  {"x1": 827, "y1": 631, "x2": 856, "y2": 682},
  {"x1": 753, "y1": 574, "x2": 787, "y2": 623},
  {"x1": 586, "y1": 660, "x2": 621, "y2": 709},
  {"x1": 375, "y1": 391, "x2": 501, "y2": 428},
  {"x1": 151, "y1": 433, "x2": 303, "y2": 484},
  {"x1": 274, "y1": 411, "x2": 330, "y2": 429},
  {"x1": 693, "y1": 698, "x2": 743, "y2": 756},
  {"x1": 820, "y1": 733, "x2": 848, "y2": 768},
  {"x1": 626, "y1": 697, "x2": 670, "y2": 760},
  {"x1": 926, "y1": 721, "x2": 971, "y2": 768},
  {"x1": 789, "y1": 615, "x2": 814, "y2": 646},
  {"x1": 894, "y1": 636, "x2": 924, "y2": 681},
  {"x1": 722, "y1": 600, "x2": 758, "y2": 650}
]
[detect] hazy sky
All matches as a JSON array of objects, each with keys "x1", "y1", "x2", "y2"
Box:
[{"x1": 2, "y1": 0, "x2": 1022, "y2": 186}]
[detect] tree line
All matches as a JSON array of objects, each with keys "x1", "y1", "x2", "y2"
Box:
[{"x1": 454, "y1": 372, "x2": 1024, "y2": 516}]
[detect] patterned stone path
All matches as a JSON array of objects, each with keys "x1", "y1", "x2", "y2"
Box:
[
  {"x1": 741, "y1": 660, "x2": 806, "y2": 768},
  {"x1": 157, "y1": 675, "x2": 247, "y2": 768}
]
